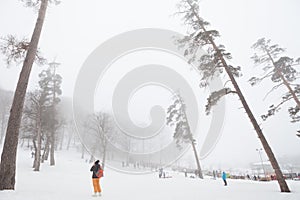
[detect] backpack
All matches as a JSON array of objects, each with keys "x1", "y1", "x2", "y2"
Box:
[{"x1": 96, "y1": 167, "x2": 104, "y2": 178}]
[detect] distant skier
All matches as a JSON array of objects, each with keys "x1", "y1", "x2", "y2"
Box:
[
  {"x1": 253, "y1": 175, "x2": 257, "y2": 181},
  {"x1": 90, "y1": 160, "x2": 103, "y2": 197},
  {"x1": 222, "y1": 171, "x2": 227, "y2": 186},
  {"x1": 246, "y1": 174, "x2": 251, "y2": 180}
]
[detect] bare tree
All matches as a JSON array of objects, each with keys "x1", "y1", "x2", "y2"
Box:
[
  {"x1": 166, "y1": 93, "x2": 203, "y2": 179},
  {"x1": 85, "y1": 112, "x2": 114, "y2": 169},
  {"x1": 249, "y1": 38, "x2": 300, "y2": 122},
  {"x1": 0, "y1": 0, "x2": 59, "y2": 190},
  {"x1": 22, "y1": 91, "x2": 46, "y2": 171},
  {"x1": 176, "y1": 0, "x2": 290, "y2": 192}
]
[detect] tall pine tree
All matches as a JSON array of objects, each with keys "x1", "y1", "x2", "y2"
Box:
[
  {"x1": 249, "y1": 38, "x2": 300, "y2": 123},
  {"x1": 176, "y1": 0, "x2": 290, "y2": 192},
  {"x1": 0, "y1": 0, "x2": 52, "y2": 190}
]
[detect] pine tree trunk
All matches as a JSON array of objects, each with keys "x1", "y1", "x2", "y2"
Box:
[
  {"x1": 280, "y1": 73, "x2": 300, "y2": 108},
  {"x1": 267, "y1": 52, "x2": 300, "y2": 109},
  {"x1": 222, "y1": 62, "x2": 290, "y2": 192},
  {"x1": 34, "y1": 111, "x2": 42, "y2": 171},
  {"x1": 190, "y1": 139, "x2": 203, "y2": 179},
  {"x1": 50, "y1": 133, "x2": 55, "y2": 166},
  {"x1": 50, "y1": 67, "x2": 56, "y2": 166},
  {"x1": 208, "y1": 28, "x2": 290, "y2": 192},
  {"x1": 0, "y1": 0, "x2": 48, "y2": 190},
  {"x1": 186, "y1": 1, "x2": 290, "y2": 192}
]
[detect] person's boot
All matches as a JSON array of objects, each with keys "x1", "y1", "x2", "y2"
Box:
[{"x1": 92, "y1": 193, "x2": 98, "y2": 197}]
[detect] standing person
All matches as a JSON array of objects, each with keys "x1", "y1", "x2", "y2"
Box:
[
  {"x1": 184, "y1": 168, "x2": 187, "y2": 178},
  {"x1": 159, "y1": 168, "x2": 163, "y2": 178},
  {"x1": 213, "y1": 170, "x2": 216, "y2": 180},
  {"x1": 222, "y1": 171, "x2": 227, "y2": 186},
  {"x1": 90, "y1": 160, "x2": 103, "y2": 196}
]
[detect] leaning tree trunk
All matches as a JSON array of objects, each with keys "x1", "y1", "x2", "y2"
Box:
[
  {"x1": 211, "y1": 40, "x2": 290, "y2": 192},
  {"x1": 222, "y1": 59, "x2": 290, "y2": 192},
  {"x1": 190, "y1": 139, "x2": 203, "y2": 179},
  {"x1": 187, "y1": 2, "x2": 290, "y2": 191},
  {"x1": 0, "y1": 0, "x2": 48, "y2": 190},
  {"x1": 205, "y1": 28, "x2": 290, "y2": 192}
]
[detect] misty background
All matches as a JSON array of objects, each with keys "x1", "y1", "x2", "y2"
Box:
[{"x1": 0, "y1": 0, "x2": 299, "y2": 170}]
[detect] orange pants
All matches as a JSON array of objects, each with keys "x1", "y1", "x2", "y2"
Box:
[{"x1": 92, "y1": 178, "x2": 101, "y2": 193}]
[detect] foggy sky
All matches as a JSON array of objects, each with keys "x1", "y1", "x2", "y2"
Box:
[{"x1": 0, "y1": 0, "x2": 299, "y2": 169}]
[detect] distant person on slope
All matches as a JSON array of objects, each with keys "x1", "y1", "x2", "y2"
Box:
[
  {"x1": 90, "y1": 160, "x2": 103, "y2": 196},
  {"x1": 222, "y1": 171, "x2": 227, "y2": 186}
]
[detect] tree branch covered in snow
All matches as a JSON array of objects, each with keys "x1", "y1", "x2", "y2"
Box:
[{"x1": 205, "y1": 88, "x2": 236, "y2": 115}]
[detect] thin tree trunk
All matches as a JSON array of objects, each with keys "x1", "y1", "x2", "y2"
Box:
[
  {"x1": 0, "y1": 0, "x2": 48, "y2": 190},
  {"x1": 44, "y1": 139, "x2": 50, "y2": 160},
  {"x1": 178, "y1": 94, "x2": 204, "y2": 179},
  {"x1": 59, "y1": 127, "x2": 64, "y2": 150},
  {"x1": 89, "y1": 144, "x2": 96, "y2": 163},
  {"x1": 50, "y1": 133, "x2": 55, "y2": 166},
  {"x1": 32, "y1": 137, "x2": 37, "y2": 168},
  {"x1": 34, "y1": 110, "x2": 42, "y2": 171},
  {"x1": 66, "y1": 131, "x2": 72, "y2": 150},
  {"x1": 27, "y1": 137, "x2": 30, "y2": 148},
  {"x1": 210, "y1": 32, "x2": 290, "y2": 193},
  {"x1": 50, "y1": 66, "x2": 56, "y2": 166},
  {"x1": 102, "y1": 143, "x2": 107, "y2": 170},
  {"x1": 222, "y1": 59, "x2": 290, "y2": 192},
  {"x1": 266, "y1": 51, "x2": 300, "y2": 108},
  {"x1": 190, "y1": 139, "x2": 203, "y2": 179},
  {"x1": 81, "y1": 144, "x2": 85, "y2": 159},
  {"x1": 42, "y1": 137, "x2": 50, "y2": 163},
  {"x1": 280, "y1": 73, "x2": 300, "y2": 107},
  {"x1": 187, "y1": 1, "x2": 290, "y2": 192}
]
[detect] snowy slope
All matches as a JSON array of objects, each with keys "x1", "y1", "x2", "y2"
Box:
[{"x1": 0, "y1": 149, "x2": 299, "y2": 200}]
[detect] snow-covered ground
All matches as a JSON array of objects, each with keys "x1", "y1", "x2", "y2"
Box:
[{"x1": 0, "y1": 149, "x2": 299, "y2": 200}]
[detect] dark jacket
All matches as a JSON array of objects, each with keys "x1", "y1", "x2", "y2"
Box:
[{"x1": 90, "y1": 164, "x2": 101, "y2": 178}]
